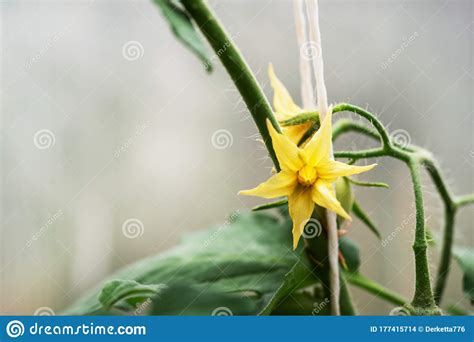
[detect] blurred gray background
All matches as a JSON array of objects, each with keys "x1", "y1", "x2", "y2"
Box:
[{"x1": 1, "y1": 0, "x2": 472, "y2": 315}]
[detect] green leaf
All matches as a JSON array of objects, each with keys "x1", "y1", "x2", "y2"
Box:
[
  {"x1": 99, "y1": 280, "x2": 166, "y2": 312},
  {"x1": 64, "y1": 211, "x2": 312, "y2": 315},
  {"x1": 352, "y1": 200, "x2": 381, "y2": 240},
  {"x1": 271, "y1": 290, "x2": 327, "y2": 315},
  {"x1": 153, "y1": 0, "x2": 212, "y2": 72},
  {"x1": 151, "y1": 283, "x2": 257, "y2": 315},
  {"x1": 339, "y1": 237, "x2": 360, "y2": 273},
  {"x1": 452, "y1": 247, "x2": 474, "y2": 304}
]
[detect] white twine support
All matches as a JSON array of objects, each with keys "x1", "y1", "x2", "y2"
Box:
[
  {"x1": 304, "y1": 0, "x2": 341, "y2": 315},
  {"x1": 293, "y1": 0, "x2": 315, "y2": 109}
]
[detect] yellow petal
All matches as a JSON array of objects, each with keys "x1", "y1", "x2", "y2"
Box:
[
  {"x1": 288, "y1": 186, "x2": 315, "y2": 249},
  {"x1": 282, "y1": 123, "x2": 312, "y2": 145},
  {"x1": 239, "y1": 171, "x2": 297, "y2": 199},
  {"x1": 318, "y1": 160, "x2": 377, "y2": 181},
  {"x1": 268, "y1": 63, "x2": 303, "y2": 120},
  {"x1": 312, "y1": 180, "x2": 351, "y2": 221},
  {"x1": 302, "y1": 107, "x2": 333, "y2": 167},
  {"x1": 266, "y1": 120, "x2": 304, "y2": 172}
]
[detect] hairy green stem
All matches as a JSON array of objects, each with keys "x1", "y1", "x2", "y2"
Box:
[
  {"x1": 420, "y1": 157, "x2": 456, "y2": 305},
  {"x1": 181, "y1": 0, "x2": 281, "y2": 170},
  {"x1": 332, "y1": 119, "x2": 380, "y2": 141},
  {"x1": 331, "y1": 118, "x2": 472, "y2": 305},
  {"x1": 407, "y1": 159, "x2": 438, "y2": 313}
]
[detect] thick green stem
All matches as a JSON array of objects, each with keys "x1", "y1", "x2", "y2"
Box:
[
  {"x1": 181, "y1": 0, "x2": 280, "y2": 170},
  {"x1": 407, "y1": 159, "x2": 439, "y2": 314}
]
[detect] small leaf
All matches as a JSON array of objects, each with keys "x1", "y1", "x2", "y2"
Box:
[
  {"x1": 153, "y1": 0, "x2": 212, "y2": 72},
  {"x1": 99, "y1": 279, "x2": 166, "y2": 311},
  {"x1": 452, "y1": 247, "x2": 474, "y2": 304},
  {"x1": 252, "y1": 199, "x2": 287, "y2": 211},
  {"x1": 339, "y1": 237, "x2": 360, "y2": 273},
  {"x1": 352, "y1": 200, "x2": 381, "y2": 240},
  {"x1": 347, "y1": 178, "x2": 389, "y2": 189}
]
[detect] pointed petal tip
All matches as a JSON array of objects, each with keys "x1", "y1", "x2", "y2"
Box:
[
  {"x1": 238, "y1": 189, "x2": 251, "y2": 196},
  {"x1": 292, "y1": 235, "x2": 299, "y2": 250},
  {"x1": 337, "y1": 206, "x2": 352, "y2": 221}
]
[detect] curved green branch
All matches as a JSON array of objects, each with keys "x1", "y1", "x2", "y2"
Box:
[
  {"x1": 281, "y1": 103, "x2": 392, "y2": 148},
  {"x1": 332, "y1": 119, "x2": 380, "y2": 141}
]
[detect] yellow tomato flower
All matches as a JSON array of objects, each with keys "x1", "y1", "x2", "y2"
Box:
[
  {"x1": 240, "y1": 109, "x2": 376, "y2": 249},
  {"x1": 268, "y1": 64, "x2": 311, "y2": 145}
]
